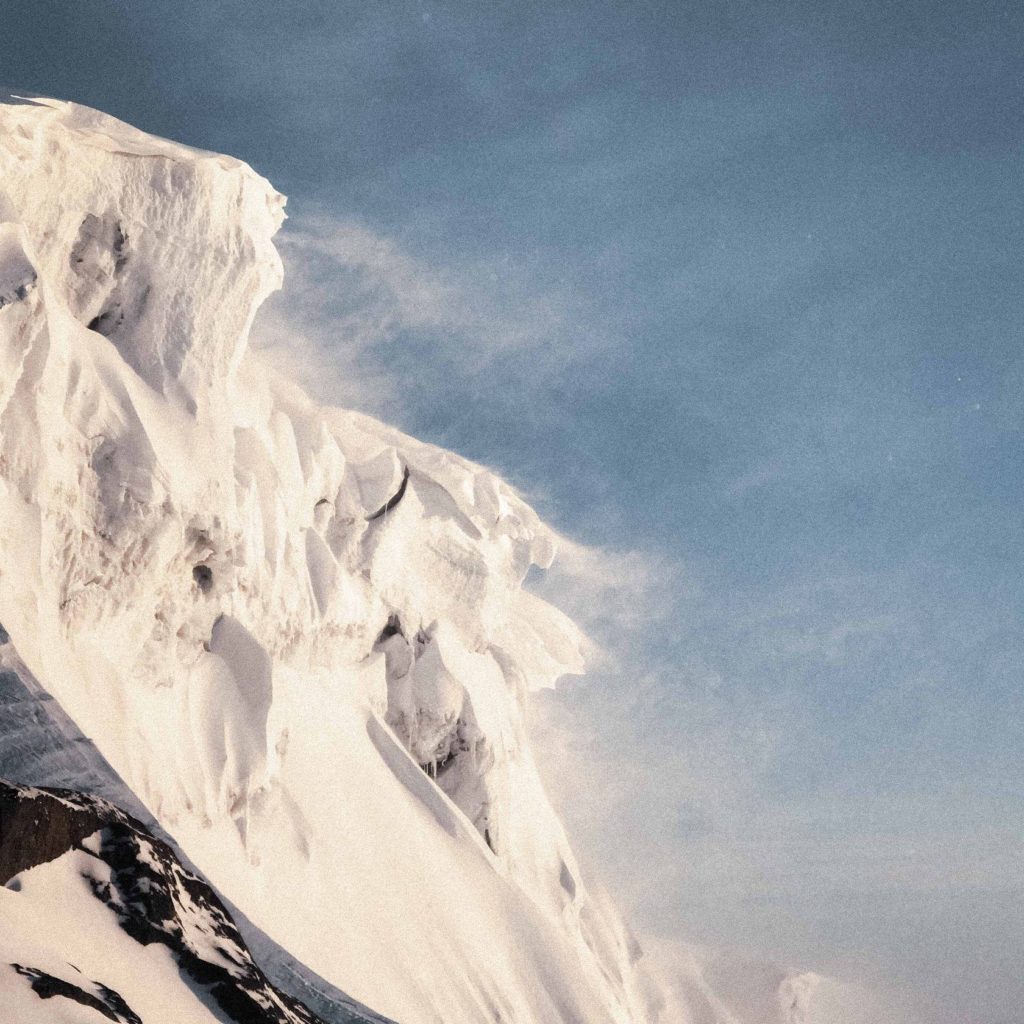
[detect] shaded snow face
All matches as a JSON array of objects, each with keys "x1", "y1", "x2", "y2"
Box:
[{"x1": 0, "y1": 98, "x2": 659, "y2": 1024}]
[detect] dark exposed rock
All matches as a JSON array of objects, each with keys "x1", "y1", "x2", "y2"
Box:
[
  {"x1": 0, "y1": 780, "x2": 327, "y2": 1024},
  {"x1": 11, "y1": 964, "x2": 142, "y2": 1024},
  {"x1": 0, "y1": 651, "x2": 395, "y2": 1024},
  {"x1": 0, "y1": 782, "x2": 102, "y2": 883}
]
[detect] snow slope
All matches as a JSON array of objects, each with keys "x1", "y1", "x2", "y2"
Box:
[
  {"x1": 0, "y1": 632, "x2": 393, "y2": 1024},
  {"x1": 0, "y1": 97, "x2": 928, "y2": 1024}
]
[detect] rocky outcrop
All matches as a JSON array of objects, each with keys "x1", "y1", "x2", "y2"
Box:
[
  {"x1": 0, "y1": 782, "x2": 108, "y2": 883},
  {"x1": 0, "y1": 780, "x2": 329, "y2": 1024}
]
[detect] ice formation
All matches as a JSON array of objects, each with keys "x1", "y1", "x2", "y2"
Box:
[{"x1": 0, "y1": 97, "x2": 922, "y2": 1024}]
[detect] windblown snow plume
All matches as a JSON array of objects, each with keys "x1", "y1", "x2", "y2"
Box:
[{"x1": 0, "y1": 97, "x2": 923, "y2": 1024}]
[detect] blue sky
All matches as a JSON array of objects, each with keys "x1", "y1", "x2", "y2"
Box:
[{"x1": 4, "y1": 2, "x2": 1023, "y2": 1020}]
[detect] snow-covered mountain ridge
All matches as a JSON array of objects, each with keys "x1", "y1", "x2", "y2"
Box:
[
  {"x1": 0, "y1": 97, "x2": 926, "y2": 1024},
  {"x1": 0, "y1": 94, "x2": 657, "y2": 1024}
]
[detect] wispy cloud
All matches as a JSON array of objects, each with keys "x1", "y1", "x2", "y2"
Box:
[
  {"x1": 532, "y1": 535, "x2": 686, "y2": 663},
  {"x1": 253, "y1": 210, "x2": 613, "y2": 422}
]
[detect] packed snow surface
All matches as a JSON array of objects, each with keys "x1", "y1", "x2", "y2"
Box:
[{"x1": 0, "y1": 98, "x2": 929, "y2": 1024}]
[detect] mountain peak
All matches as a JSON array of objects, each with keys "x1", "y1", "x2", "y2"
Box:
[{"x1": 0, "y1": 97, "x2": 284, "y2": 409}]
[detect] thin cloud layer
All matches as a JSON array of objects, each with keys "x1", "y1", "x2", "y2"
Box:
[{"x1": 254, "y1": 211, "x2": 612, "y2": 423}]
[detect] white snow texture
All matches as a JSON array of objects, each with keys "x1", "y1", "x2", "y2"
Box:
[{"x1": 0, "y1": 98, "x2": 912, "y2": 1024}]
